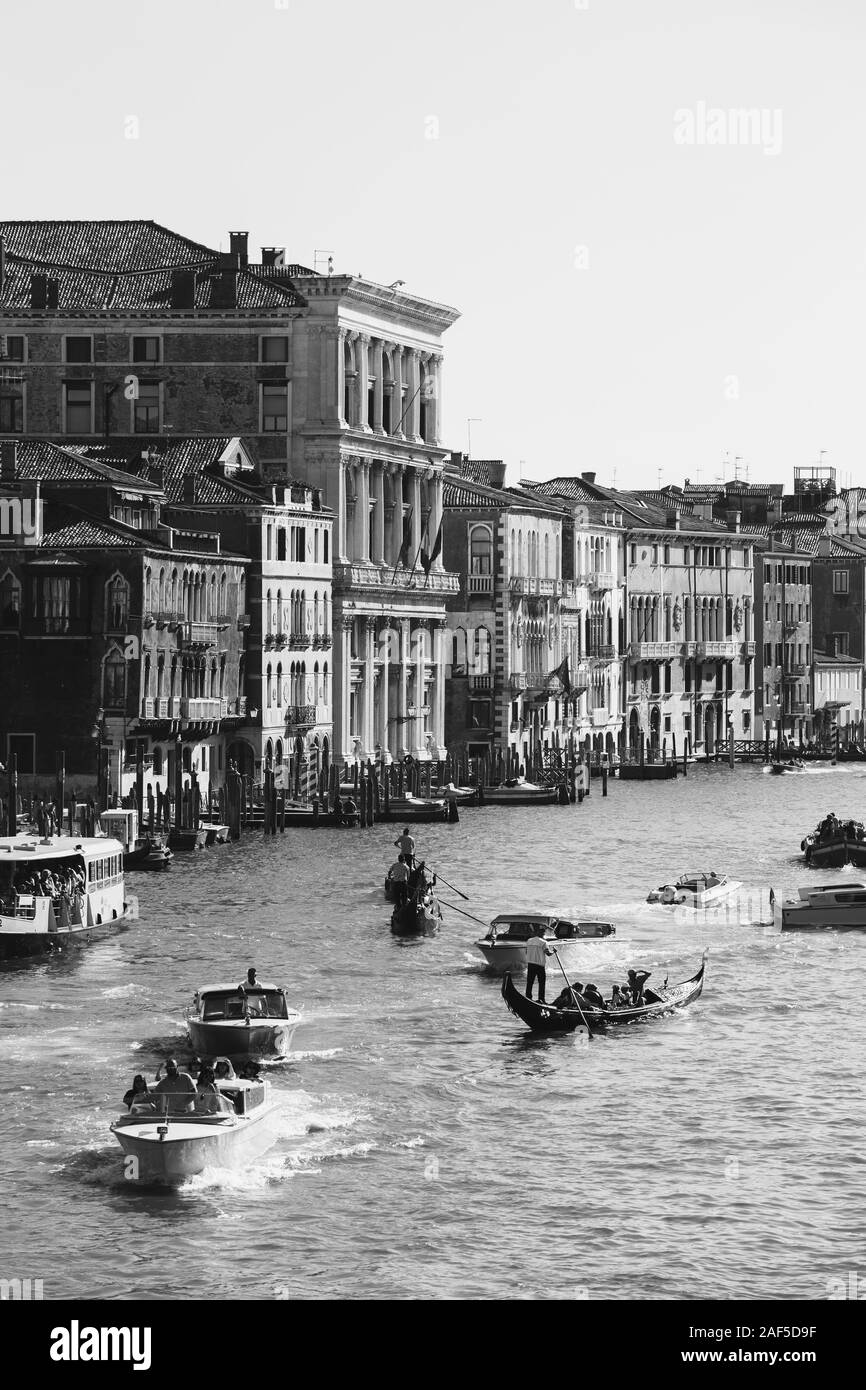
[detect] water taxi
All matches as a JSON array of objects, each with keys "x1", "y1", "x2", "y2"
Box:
[
  {"x1": 99, "y1": 809, "x2": 172, "y2": 870},
  {"x1": 770, "y1": 759, "x2": 806, "y2": 774},
  {"x1": 0, "y1": 833, "x2": 135, "y2": 963},
  {"x1": 187, "y1": 981, "x2": 301, "y2": 1059},
  {"x1": 780, "y1": 882, "x2": 866, "y2": 931},
  {"x1": 482, "y1": 781, "x2": 559, "y2": 806},
  {"x1": 475, "y1": 913, "x2": 616, "y2": 972},
  {"x1": 647, "y1": 871, "x2": 741, "y2": 906},
  {"x1": 111, "y1": 1074, "x2": 279, "y2": 1184}
]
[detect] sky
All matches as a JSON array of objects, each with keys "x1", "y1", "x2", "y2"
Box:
[{"x1": 3, "y1": 0, "x2": 865, "y2": 491}]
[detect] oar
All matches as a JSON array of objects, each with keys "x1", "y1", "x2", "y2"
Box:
[
  {"x1": 551, "y1": 947, "x2": 594, "y2": 1037},
  {"x1": 429, "y1": 869, "x2": 469, "y2": 901},
  {"x1": 437, "y1": 898, "x2": 490, "y2": 929}
]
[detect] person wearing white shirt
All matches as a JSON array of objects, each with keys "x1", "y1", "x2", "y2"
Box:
[{"x1": 525, "y1": 925, "x2": 553, "y2": 1001}]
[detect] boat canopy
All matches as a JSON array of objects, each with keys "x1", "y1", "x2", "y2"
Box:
[{"x1": 200, "y1": 989, "x2": 290, "y2": 1021}]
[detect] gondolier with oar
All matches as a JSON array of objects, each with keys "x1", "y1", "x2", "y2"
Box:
[{"x1": 525, "y1": 922, "x2": 554, "y2": 1002}]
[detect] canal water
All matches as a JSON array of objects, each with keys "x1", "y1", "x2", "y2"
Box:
[{"x1": 1, "y1": 762, "x2": 864, "y2": 1301}]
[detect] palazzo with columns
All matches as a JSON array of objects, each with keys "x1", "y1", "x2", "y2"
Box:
[{"x1": 290, "y1": 274, "x2": 461, "y2": 763}]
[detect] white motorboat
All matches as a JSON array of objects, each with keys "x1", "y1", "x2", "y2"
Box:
[
  {"x1": 483, "y1": 781, "x2": 559, "y2": 806},
  {"x1": 647, "y1": 871, "x2": 741, "y2": 907},
  {"x1": 111, "y1": 1075, "x2": 279, "y2": 1184},
  {"x1": 187, "y1": 981, "x2": 301, "y2": 1059},
  {"x1": 780, "y1": 881, "x2": 866, "y2": 931},
  {"x1": 474, "y1": 912, "x2": 615, "y2": 972}
]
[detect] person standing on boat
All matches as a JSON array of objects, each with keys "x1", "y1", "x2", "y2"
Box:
[
  {"x1": 241, "y1": 968, "x2": 259, "y2": 991},
  {"x1": 153, "y1": 1058, "x2": 196, "y2": 1114},
  {"x1": 525, "y1": 924, "x2": 553, "y2": 1002},
  {"x1": 395, "y1": 828, "x2": 416, "y2": 866},
  {"x1": 389, "y1": 855, "x2": 411, "y2": 907}
]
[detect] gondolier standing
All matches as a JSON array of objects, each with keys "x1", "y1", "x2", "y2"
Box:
[
  {"x1": 525, "y1": 923, "x2": 553, "y2": 1002},
  {"x1": 395, "y1": 828, "x2": 416, "y2": 867}
]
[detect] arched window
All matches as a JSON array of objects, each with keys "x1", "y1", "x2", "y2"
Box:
[
  {"x1": 144, "y1": 566, "x2": 152, "y2": 613},
  {"x1": 323, "y1": 661, "x2": 329, "y2": 705},
  {"x1": 0, "y1": 571, "x2": 21, "y2": 628},
  {"x1": 265, "y1": 737, "x2": 273, "y2": 766},
  {"x1": 209, "y1": 574, "x2": 216, "y2": 620},
  {"x1": 543, "y1": 534, "x2": 550, "y2": 578},
  {"x1": 239, "y1": 571, "x2": 246, "y2": 617},
  {"x1": 276, "y1": 589, "x2": 283, "y2": 635},
  {"x1": 276, "y1": 662, "x2": 283, "y2": 707},
  {"x1": 266, "y1": 589, "x2": 274, "y2": 634},
  {"x1": 210, "y1": 660, "x2": 217, "y2": 697},
  {"x1": 170, "y1": 568, "x2": 178, "y2": 612},
  {"x1": 469, "y1": 524, "x2": 493, "y2": 576},
  {"x1": 157, "y1": 568, "x2": 165, "y2": 611},
  {"x1": 275, "y1": 737, "x2": 283, "y2": 766},
  {"x1": 510, "y1": 529, "x2": 516, "y2": 572},
  {"x1": 156, "y1": 652, "x2": 165, "y2": 697},
  {"x1": 474, "y1": 625, "x2": 491, "y2": 675},
  {"x1": 664, "y1": 598, "x2": 671, "y2": 642},
  {"x1": 266, "y1": 663, "x2": 273, "y2": 707},
  {"x1": 104, "y1": 648, "x2": 126, "y2": 708}
]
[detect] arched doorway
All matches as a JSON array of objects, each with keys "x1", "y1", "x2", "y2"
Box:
[
  {"x1": 705, "y1": 703, "x2": 716, "y2": 755},
  {"x1": 628, "y1": 707, "x2": 640, "y2": 754},
  {"x1": 605, "y1": 732, "x2": 615, "y2": 765},
  {"x1": 227, "y1": 739, "x2": 255, "y2": 779},
  {"x1": 649, "y1": 706, "x2": 661, "y2": 754}
]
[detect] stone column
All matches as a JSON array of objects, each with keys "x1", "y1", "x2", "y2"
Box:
[
  {"x1": 429, "y1": 471, "x2": 443, "y2": 572},
  {"x1": 335, "y1": 328, "x2": 348, "y2": 427},
  {"x1": 399, "y1": 620, "x2": 411, "y2": 756},
  {"x1": 411, "y1": 468, "x2": 422, "y2": 563},
  {"x1": 336, "y1": 457, "x2": 349, "y2": 563},
  {"x1": 378, "y1": 620, "x2": 391, "y2": 757},
  {"x1": 392, "y1": 346, "x2": 405, "y2": 439},
  {"x1": 359, "y1": 459, "x2": 371, "y2": 563},
  {"x1": 371, "y1": 339, "x2": 384, "y2": 434},
  {"x1": 428, "y1": 355, "x2": 441, "y2": 444},
  {"x1": 414, "y1": 622, "x2": 427, "y2": 753},
  {"x1": 357, "y1": 333, "x2": 371, "y2": 432},
  {"x1": 390, "y1": 465, "x2": 405, "y2": 565},
  {"x1": 340, "y1": 617, "x2": 353, "y2": 757},
  {"x1": 372, "y1": 461, "x2": 386, "y2": 565},
  {"x1": 432, "y1": 619, "x2": 447, "y2": 751},
  {"x1": 363, "y1": 617, "x2": 376, "y2": 752},
  {"x1": 407, "y1": 351, "x2": 421, "y2": 442}
]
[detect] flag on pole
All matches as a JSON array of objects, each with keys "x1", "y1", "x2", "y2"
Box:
[
  {"x1": 548, "y1": 655, "x2": 572, "y2": 696},
  {"x1": 421, "y1": 519, "x2": 443, "y2": 577},
  {"x1": 397, "y1": 508, "x2": 413, "y2": 567}
]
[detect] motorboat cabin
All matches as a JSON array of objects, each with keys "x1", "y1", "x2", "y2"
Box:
[
  {"x1": 781, "y1": 881, "x2": 866, "y2": 930},
  {"x1": 474, "y1": 912, "x2": 615, "y2": 971},
  {"x1": 187, "y1": 981, "x2": 301, "y2": 1058}
]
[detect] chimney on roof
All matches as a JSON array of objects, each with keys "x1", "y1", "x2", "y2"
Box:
[
  {"x1": 666, "y1": 510, "x2": 681, "y2": 531},
  {"x1": 210, "y1": 270, "x2": 238, "y2": 309},
  {"x1": 727, "y1": 510, "x2": 741, "y2": 533},
  {"x1": 182, "y1": 474, "x2": 197, "y2": 504},
  {"x1": 30, "y1": 272, "x2": 58, "y2": 311},
  {"x1": 0, "y1": 439, "x2": 17, "y2": 481},
  {"x1": 170, "y1": 269, "x2": 196, "y2": 310},
  {"x1": 261, "y1": 247, "x2": 285, "y2": 269},
  {"x1": 229, "y1": 231, "x2": 249, "y2": 268},
  {"x1": 581, "y1": 471, "x2": 596, "y2": 484}
]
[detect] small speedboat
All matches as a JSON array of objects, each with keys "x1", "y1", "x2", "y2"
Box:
[
  {"x1": 475, "y1": 913, "x2": 615, "y2": 972},
  {"x1": 780, "y1": 881, "x2": 866, "y2": 931},
  {"x1": 187, "y1": 981, "x2": 300, "y2": 1059},
  {"x1": 501, "y1": 954, "x2": 708, "y2": 1035},
  {"x1": 483, "y1": 781, "x2": 558, "y2": 806},
  {"x1": 770, "y1": 759, "x2": 806, "y2": 774},
  {"x1": 111, "y1": 1074, "x2": 279, "y2": 1184},
  {"x1": 647, "y1": 871, "x2": 741, "y2": 906}
]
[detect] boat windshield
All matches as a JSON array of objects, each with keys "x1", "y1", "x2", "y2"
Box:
[
  {"x1": 491, "y1": 919, "x2": 549, "y2": 941},
  {"x1": 202, "y1": 991, "x2": 289, "y2": 1020}
]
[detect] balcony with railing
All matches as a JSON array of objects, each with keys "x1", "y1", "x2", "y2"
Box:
[
  {"x1": 588, "y1": 571, "x2": 616, "y2": 591},
  {"x1": 684, "y1": 640, "x2": 739, "y2": 659},
  {"x1": 333, "y1": 561, "x2": 459, "y2": 595},
  {"x1": 469, "y1": 674, "x2": 494, "y2": 693},
  {"x1": 467, "y1": 573, "x2": 494, "y2": 595},
  {"x1": 628, "y1": 641, "x2": 679, "y2": 661},
  {"x1": 509, "y1": 673, "x2": 531, "y2": 691},
  {"x1": 181, "y1": 697, "x2": 222, "y2": 722},
  {"x1": 285, "y1": 703, "x2": 317, "y2": 732},
  {"x1": 179, "y1": 621, "x2": 219, "y2": 649},
  {"x1": 784, "y1": 663, "x2": 808, "y2": 679},
  {"x1": 509, "y1": 576, "x2": 562, "y2": 597},
  {"x1": 590, "y1": 644, "x2": 617, "y2": 662}
]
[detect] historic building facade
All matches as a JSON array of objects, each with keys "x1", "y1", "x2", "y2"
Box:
[
  {"x1": 754, "y1": 537, "x2": 813, "y2": 742},
  {"x1": 0, "y1": 220, "x2": 460, "y2": 764}
]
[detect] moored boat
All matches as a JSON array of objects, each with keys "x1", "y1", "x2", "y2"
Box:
[
  {"x1": 475, "y1": 913, "x2": 615, "y2": 972},
  {"x1": 187, "y1": 981, "x2": 301, "y2": 1058},
  {"x1": 501, "y1": 954, "x2": 707, "y2": 1034},
  {"x1": 100, "y1": 809, "x2": 172, "y2": 870},
  {"x1": 780, "y1": 881, "x2": 866, "y2": 931},
  {"x1": 647, "y1": 871, "x2": 740, "y2": 906},
  {"x1": 111, "y1": 1074, "x2": 279, "y2": 1184},
  {"x1": 0, "y1": 833, "x2": 135, "y2": 964},
  {"x1": 384, "y1": 796, "x2": 449, "y2": 823},
  {"x1": 482, "y1": 781, "x2": 559, "y2": 806}
]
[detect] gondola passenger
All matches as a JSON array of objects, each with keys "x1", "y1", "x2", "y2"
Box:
[
  {"x1": 582, "y1": 982, "x2": 606, "y2": 1011},
  {"x1": 627, "y1": 969, "x2": 651, "y2": 1005}
]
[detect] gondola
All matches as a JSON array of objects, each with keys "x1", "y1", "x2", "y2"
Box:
[
  {"x1": 500, "y1": 954, "x2": 707, "y2": 1035},
  {"x1": 390, "y1": 889, "x2": 442, "y2": 936}
]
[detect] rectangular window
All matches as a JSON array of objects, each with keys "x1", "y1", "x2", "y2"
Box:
[
  {"x1": 664, "y1": 715, "x2": 671, "y2": 732},
  {"x1": 64, "y1": 335, "x2": 92, "y2": 363},
  {"x1": 260, "y1": 336, "x2": 289, "y2": 363},
  {"x1": 6, "y1": 732, "x2": 35, "y2": 775},
  {"x1": 2, "y1": 335, "x2": 26, "y2": 361},
  {"x1": 132, "y1": 336, "x2": 161, "y2": 363},
  {"x1": 293, "y1": 527, "x2": 306, "y2": 562},
  {"x1": 0, "y1": 388, "x2": 24, "y2": 432},
  {"x1": 261, "y1": 383, "x2": 288, "y2": 432},
  {"x1": 684, "y1": 714, "x2": 691, "y2": 732},
  {"x1": 834, "y1": 632, "x2": 850, "y2": 657},
  {"x1": 630, "y1": 545, "x2": 637, "y2": 564},
  {"x1": 743, "y1": 712, "x2": 751, "y2": 732},
  {"x1": 64, "y1": 381, "x2": 93, "y2": 433},
  {"x1": 651, "y1": 545, "x2": 658, "y2": 564},
  {"x1": 133, "y1": 381, "x2": 160, "y2": 433},
  {"x1": 683, "y1": 546, "x2": 691, "y2": 565},
  {"x1": 663, "y1": 545, "x2": 670, "y2": 565},
  {"x1": 833, "y1": 569, "x2": 849, "y2": 594}
]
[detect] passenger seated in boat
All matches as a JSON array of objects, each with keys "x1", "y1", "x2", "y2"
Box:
[
  {"x1": 609, "y1": 985, "x2": 627, "y2": 1008},
  {"x1": 195, "y1": 1065, "x2": 231, "y2": 1115},
  {"x1": 582, "y1": 982, "x2": 606, "y2": 1011},
  {"x1": 627, "y1": 969, "x2": 652, "y2": 1005},
  {"x1": 214, "y1": 1058, "x2": 237, "y2": 1080},
  {"x1": 123, "y1": 1074, "x2": 152, "y2": 1110},
  {"x1": 153, "y1": 1057, "x2": 197, "y2": 1114},
  {"x1": 552, "y1": 981, "x2": 583, "y2": 1009}
]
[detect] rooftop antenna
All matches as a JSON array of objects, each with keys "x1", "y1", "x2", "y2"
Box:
[
  {"x1": 313, "y1": 250, "x2": 333, "y2": 276},
  {"x1": 467, "y1": 418, "x2": 482, "y2": 458},
  {"x1": 657, "y1": 467, "x2": 662, "y2": 490},
  {"x1": 734, "y1": 455, "x2": 742, "y2": 481}
]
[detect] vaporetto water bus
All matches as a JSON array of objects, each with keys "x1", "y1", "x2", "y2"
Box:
[{"x1": 0, "y1": 833, "x2": 136, "y2": 963}]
